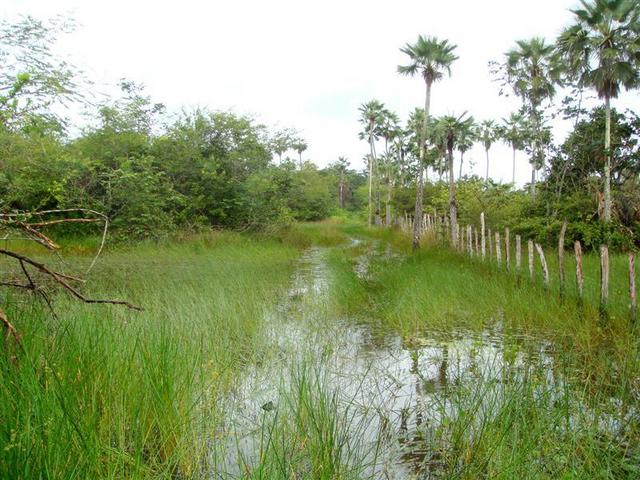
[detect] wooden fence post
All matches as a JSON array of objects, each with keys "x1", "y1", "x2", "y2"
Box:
[
  {"x1": 474, "y1": 228, "x2": 479, "y2": 256},
  {"x1": 600, "y1": 245, "x2": 609, "y2": 315},
  {"x1": 515, "y1": 235, "x2": 522, "y2": 271},
  {"x1": 535, "y1": 243, "x2": 550, "y2": 287},
  {"x1": 495, "y1": 231, "x2": 502, "y2": 266},
  {"x1": 505, "y1": 227, "x2": 511, "y2": 271},
  {"x1": 528, "y1": 240, "x2": 534, "y2": 279},
  {"x1": 480, "y1": 213, "x2": 486, "y2": 260},
  {"x1": 488, "y1": 228, "x2": 493, "y2": 259},
  {"x1": 630, "y1": 252, "x2": 637, "y2": 324},
  {"x1": 558, "y1": 221, "x2": 567, "y2": 300},
  {"x1": 574, "y1": 241, "x2": 584, "y2": 303}
]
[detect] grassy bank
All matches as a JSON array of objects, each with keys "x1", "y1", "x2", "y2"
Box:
[
  {"x1": 1, "y1": 231, "x2": 299, "y2": 479},
  {"x1": 321, "y1": 224, "x2": 639, "y2": 477}
]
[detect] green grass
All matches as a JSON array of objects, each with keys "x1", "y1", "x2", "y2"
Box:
[
  {"x1": 0, "y1": 231, "x2": 299, "y2": 479},
  {"x1": 2, "y1": 222, "x2": 639, "y2": 479}
]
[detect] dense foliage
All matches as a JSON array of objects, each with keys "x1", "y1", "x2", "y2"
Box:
[{"x1": 0, "y1": 17, "x2": 366, "y2": 237}]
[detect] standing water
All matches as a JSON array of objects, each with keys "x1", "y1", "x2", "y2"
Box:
[{"x1": 207, "y1": 241, "x2": 633, "y2": 479}]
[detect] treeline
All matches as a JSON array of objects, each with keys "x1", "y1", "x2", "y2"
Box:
[
  {"x1": 365, "y1": 106, "x2": 640, "y2": 250},
  {"x1": 0, "y1": 17, "x2": 366, "y2": 238},
  {"x1": 360, "y1": 0, "x2": 640, "y2": 250}
]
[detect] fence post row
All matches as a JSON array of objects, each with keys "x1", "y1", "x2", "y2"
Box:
[{"x1": 416, "y1": 212, "x2": 635, "y2": 324}]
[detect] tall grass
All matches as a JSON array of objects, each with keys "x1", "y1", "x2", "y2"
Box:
[
  {"x1": 2, "y1": 222, "x2": 638, "y2": 478},
  {"x1": 0, "y1": 232, "x2": 299, "y2": 479}
]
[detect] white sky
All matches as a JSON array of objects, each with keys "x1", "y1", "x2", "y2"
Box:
[{"x1": 3, "y1": 0, "x2": 640, "y2": 185}]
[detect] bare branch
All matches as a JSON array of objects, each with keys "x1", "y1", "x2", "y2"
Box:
[{"x1": 0, "y1": 248, "x2": 142, "y2": 311}]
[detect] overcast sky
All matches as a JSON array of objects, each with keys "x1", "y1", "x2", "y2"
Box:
[{"x1": 4, "y1": 0, "x2": 640, "y2": 185}]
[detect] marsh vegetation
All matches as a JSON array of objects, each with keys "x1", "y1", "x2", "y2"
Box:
[{"x1": 3, "y1": 1, "x2": 640, "y2": 478}]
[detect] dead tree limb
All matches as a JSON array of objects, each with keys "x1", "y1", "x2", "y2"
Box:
[{"x1": 0, "y1": 209, "x2": 140, "y2": 350}]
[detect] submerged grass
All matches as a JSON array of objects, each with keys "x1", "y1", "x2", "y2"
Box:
[
  {"x1": 233, "y1": 362, "x2": 377, "y2": 480},
  {"x1": 320, "y1": 224, "x2": 640, "y2": 478}
]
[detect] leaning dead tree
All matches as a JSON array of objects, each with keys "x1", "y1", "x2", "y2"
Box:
[{"x1": 1, "y1": 209, "x2": 142, "y2": 350}]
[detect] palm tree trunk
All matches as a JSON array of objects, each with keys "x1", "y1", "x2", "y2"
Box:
[
  {"x1": 448, "y1": 147, "x2": 457, "y2": 248},
  {"x1": 386, "y1": 162, "x2": 393, "y2": 226},
  {"x1": 375, "y1": 158, "x2": 382, "y2": 225},
  {"x1": 512, "y1": 145, "x2": 516, "y2": 184},
  {"x1": 368, "y1": 132, "x2": 375, "y2": 226},
  {"x1": 459, "y1": 152, "x2": 464, "y2": 179},
  {"x1": 412, "y1": 80, "x2": 432, "y2": 251},
  {"x1": 603, "y1": 96, "x2": 612, "y2": 222},
  {"x1": 298, "y1": 151, "x2": 302, "y2": 168},
  {"x1": 530, "y1": 166, "x2": 536, "y2": 196},
  {"x1": 485, "y1": 148, "x2": 490, "y2": 181}
]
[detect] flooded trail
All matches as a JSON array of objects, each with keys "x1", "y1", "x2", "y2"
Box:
[{"x1": 208, "y1": 240, "x2": 630, "y2": 479}]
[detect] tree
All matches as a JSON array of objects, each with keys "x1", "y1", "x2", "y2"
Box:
[
  {"x1": 548, "y1": 106, "x2": 640, "y2": 198},
  {"x1": 557, "y1": 0, "x2": 640, "y2": 222},
  {"x1": 398, "y1": 35, "x2": 458, "y2": 250},
  {"x1": 501, "y1": 37, "x2": 562, "y2": 195},
  {"x1": 0, "y1": 15, "x2": 85, "y2": 132},
  {"x1": 358, "y1": 100, "x2": 385, "y2": 226},
  {"x1": 332, "y1": 156, "x2": 350, "y2": 208},
  {"x1": 500, "y1": 112, "x2": 527, "y2": 183},
  {"x1": 380, "y1": 110, "x2": 402, "y2": 225},
  {"x1": 476, "y1": 120, "x2": 498, "y2": 180},
  {"x1": 292, "y1": 139, "x2": 308, "y2": 167},
  {"x1": 270, "y1": 128, "x2": 296, "y2": 163},
  {"x1": 436, "y1": 113, "x2": 474, "y2": 247}
]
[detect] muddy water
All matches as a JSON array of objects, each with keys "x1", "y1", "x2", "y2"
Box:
[{"x1": 209, "y1": 242, "x2": 622, "y2": 478}]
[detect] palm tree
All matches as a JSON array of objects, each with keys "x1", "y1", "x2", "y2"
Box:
[
  {"x1": 292, "y1": 139, "x2": 308, "y2": 168},
  {"x1": 358, "y1": 100, "x2": 385, "y2": 226},
  {"x1": 436, "y1": 113, "x2": 474, "y2": 248},
  {"x1": 557, "y1": 0, "x2": 640, "y2": 222},
  {"x1": 500, "y1": 112, "x2": 527, "y2": 184},
  {"x1": 398, "y1": 35, "x2": 458, "y2": 250},
  {"x1": 334, "y1": 156, "x2": 349, "y2": 208},
  {"x1": 504, "y1": 37, "x2": 561, "y2": 194},
  {"x1": 380, "y1": 110, "x2": 401, "y2": 225},
  {"x1": 476, "y1": 120, "x2": 498, "y2": 180},
  {"x1": 457, "y1": 117, "x2": 476, "y2": 178},
  {"x1": 271, "y1": 129, "x2": 293, "y2": 163}
]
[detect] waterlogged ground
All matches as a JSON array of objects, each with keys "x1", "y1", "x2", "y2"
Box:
[{"x1": 208, "y1": 240, "x2": 636, "y2": 479}]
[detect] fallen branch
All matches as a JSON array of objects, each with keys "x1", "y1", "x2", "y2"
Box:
[
  {"x1": 1, "y1": 208, "x2": 110, "y2": 274},
  {"x1": 0, "y1": 249, "x2": 142, "y2": 311},
  {"x1": 0, "y1": 209, "x2": 141, "y2": 351}
]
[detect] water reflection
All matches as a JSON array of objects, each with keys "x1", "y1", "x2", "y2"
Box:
[{"x1": 210, "y1": 243, "x2": 628, "y2": 479}]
